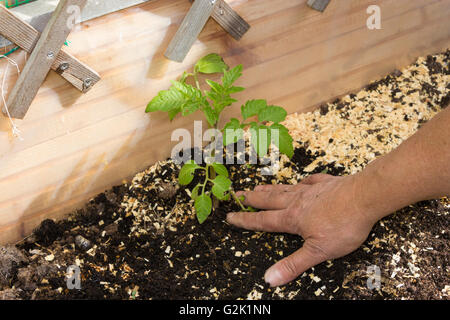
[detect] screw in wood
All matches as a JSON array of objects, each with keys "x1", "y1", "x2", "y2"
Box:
[
  {"x1": 83, "y1": 78, "x2": 93, "y2": 89},
  {"x1": 58, "y1": 62, "x2": 70, "y2": 72},
  {"x1": 47, "y1": 51, "x2": 55, "y2": 59}
]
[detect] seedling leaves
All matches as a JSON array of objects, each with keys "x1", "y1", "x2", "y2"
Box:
[
  {"x1": 258, "y1": 105, "x2": 287, "y2": 123},
  {"x1": 250, "y1": 123, "x2": 271, "y2": 158},
  {"x1": 223, "y1": 118, "x2": 244, "y2": 146},
  {"x1": 146, "y1": 86, "x2": 185, "y2": 113},
  {"x1": 242, "y1": 99, "x2": 267, "y2": 120},
  {"x1": 211, "y1": 176, "x2": 232, "y2": 200},
  {"x1": 270, "y1": 123, "x2": 294, "y2": 158},
  {"x1": 212, "y1": 163, "x2": 228, "y2": 177},
  {"x1": 195, "y1": 194, "x2": 212, "y2": 224},
  {"x1": 178, "y1": 161, "x2": 200, "y2": 185},
  {"x1": 222, "y1": 65, "x2": 243, "y2": 88},
  {"x1": 195, "y1": 53, "x2": 229, "y2": 74}
]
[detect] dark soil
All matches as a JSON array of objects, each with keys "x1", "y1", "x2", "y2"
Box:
[{"x1": 0, "y1": 143, "x2": 447, "y2": 300}]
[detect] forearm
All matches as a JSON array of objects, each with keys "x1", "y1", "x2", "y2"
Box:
[{"x1": 353, "y1": 106, "x2": 450, "y2": 223}]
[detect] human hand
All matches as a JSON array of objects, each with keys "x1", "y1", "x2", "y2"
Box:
[{"x1": 226, "y1": 174, "x2": 376, "y2": 287}]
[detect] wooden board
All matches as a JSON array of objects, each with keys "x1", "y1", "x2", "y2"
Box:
[
  {"x1": 165, "y1": 0, "x2": 219, "y2": 62},
  {"x1": 0, "y1": 0, "x2": 152, "y2": 49},
  {"x1": 0, "y1": 0, "x2": 449, "y2": 244}
]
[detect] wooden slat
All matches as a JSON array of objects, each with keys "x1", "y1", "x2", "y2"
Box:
[
  {"x1": 3, "y1": 0, "x2": 90, "y2": 119},
  {"x1": 0, "y1": 0, "x2": 449, "y2": 244},
  {"x1": 165, "y1": 0, "x2": 218, "y2": 62},
  {"x1": 190, "y1": 0, "x2": 250, "y2": 40},
  {"x1": 307, "y1": 0, "x2": 331, "y2": 12},
  {"x1": 0, "y1": 5, "x2": 99, "y2": 93},
  {"x1": 0, "y1": 0, "x2": 153, "y2": 49}
]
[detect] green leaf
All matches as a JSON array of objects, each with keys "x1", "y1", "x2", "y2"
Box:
[
  {"x1": 203, "y1": 106, "x2": 218, "y2": 127},
  {"x1": 195, "y1": 194, "x2": 212, "y2": 224},
  {"x1": 206, "y1": 79, "x2": 224, "y2": 93},
  {"x1": 195, "y1": 53, "x2": 229, "y2": 74},
  {"x1": 241, "y1": 100, "x2": 267, "y2": 120},
  {"x1": 258, "y1": 105, "x2": 287, "y2": 123},
  {"x1": 171, "y1": 80, "x2": 207, "y2": 116},
  {"x1": 146, "y1": 86, "x2": 185, "y2": 113},
  {"x1": 191, "y1": 184, "x2": 201, "y2": 200},
  {"x1": 205, "y1": 90, "x2": 221, "y2": 104},
  {"x1": 223, "y1": 118, "x2": 244, "y2": 146},
  {"x1": 212, "y1": 163, "x2": 228, "y2": 177},
  {"x1": 147, "y1": 80, "x2": 208, "y2": 118},
  {"x1": 168, "y1": 108, "x2": 181, "y2": 121},
  {"x1": 211, "y1": 176, "x2": 232, "y2": 200},
  {"x1": 222, "y1": 64, "x2": 243, "y2": 88},
  {"x1": 270, "y1": 123, "x2": 294, "y2": 158},
  {"x1": 179, "y1": 71, "x2": 192, "y2": 83},
  {"x1": 227, "y1": 86, "x2": 245, "y2": 94},
  {"x1": 178, "y1": 161, "x2": 200, "y2": 185},
  {"x1": 250, "y1": 123, "x2": 271, "y2": 158}
]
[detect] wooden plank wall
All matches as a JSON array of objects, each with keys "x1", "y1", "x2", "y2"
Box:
[{"x1": 0, "y1": 0, "x2": 449, "y2": 244}]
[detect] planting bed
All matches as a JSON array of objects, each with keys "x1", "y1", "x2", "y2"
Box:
[{"x1": 0, "y1": 50, "x2": 449, "y2": 300}]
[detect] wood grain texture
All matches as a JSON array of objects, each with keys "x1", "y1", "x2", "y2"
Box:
[
  {"x1": 0, "y1": 6, "x2": 100, "y2": 93},
  {"x1": 165, "y1": 0, "x2": 218, "y2": 62},
  {"x1": 190, "y1": 0, "x2": 250, "y2": 40},
  {"x1": 4, "y1": 0, "x2": 89, "y2": 119},
  {"x1": 0, "y1": 0, "x2": 153, "y2": 49},
  {"x1": 0, "y1": 0, "x2": 449, "y2": 244}
]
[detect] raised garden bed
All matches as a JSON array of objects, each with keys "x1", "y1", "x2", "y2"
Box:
[{"x1": 0, "y1": 50, "x2": 449, "y2": 300}]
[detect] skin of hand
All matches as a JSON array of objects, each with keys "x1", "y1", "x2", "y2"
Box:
[
  {"x1": 227, "y1": 106, "x2": 450, "y2": 287},
  {"x1": 227, "y1": 174, "x2": 374, "y2": 287}
]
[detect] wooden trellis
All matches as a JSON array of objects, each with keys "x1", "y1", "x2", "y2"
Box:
[
  {"x1": 165, "y1": 0, "x2": 250, "y2": 62},
  {"x1": 0, "y1": 0, "x2": 100, "y2": 119},
  {"x1": 307, "y1": 0, "x2": 331, "y2": 12}
]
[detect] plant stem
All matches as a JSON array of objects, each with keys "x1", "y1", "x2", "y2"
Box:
[
  {"x1": 193, "y1": 71, "x2": 201, "y2": 91},
  {"x1": 230, "y1": 190, "x2": 247, "y2": 212},
  {"x1": 202, "y1": 164, "x2": 210, "y2": 194}
]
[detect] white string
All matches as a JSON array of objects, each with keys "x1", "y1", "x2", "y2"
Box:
[{"x1": 0, "y1": 53, "x2": 23, "y2": 140}]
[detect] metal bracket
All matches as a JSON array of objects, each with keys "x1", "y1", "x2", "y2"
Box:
[
  {"x1": 307, "y1": 0, "x2": 331, "y2": 12},
  {"x1": 0, "y1": 0, "x2": 100, "y2": 119},
  {"x1": 165, "y1": 0, "x2": 250, "y2": 62}
]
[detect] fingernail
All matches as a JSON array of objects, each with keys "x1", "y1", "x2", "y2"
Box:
[{"x1": 264, "y1": 267, "x2": 283, "y2": 287}]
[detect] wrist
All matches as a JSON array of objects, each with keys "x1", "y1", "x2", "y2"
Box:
[
  {"x1": 350, "y1": 157, "x2": 424, "y2": 224},
  {"x1": 349, "y1": 164, "x2": 397, "y2": 224}
]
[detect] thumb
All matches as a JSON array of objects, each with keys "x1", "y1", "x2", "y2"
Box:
[{"x1": 264, "y1": 241, "x2": 327, "y2": 287}]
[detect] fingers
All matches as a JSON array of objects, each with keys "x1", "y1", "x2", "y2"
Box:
[
  {"x1": 264, "y1": 241, "x2": 328, "y2": 287},
  {"x1": 226, "y1": 210, "x2": 295, "y2": 233},
  {"x1": 300, "y1": 173, "x2": 332, "y2": 185},
  {"x1": 254, "y1": 184, "x2": 298, "y2": 192},
  {"x1": 236, "y1": 190, "x2": 294, "y2": 210}
]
